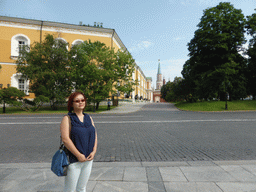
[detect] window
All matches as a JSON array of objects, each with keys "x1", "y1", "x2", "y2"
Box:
[
  {"x1": 55, "y1": 38, "x2": 68, "y2": 50},
  {"x1": 10, "y1": 73, "x2": 29, "y2": 95},
  {"x1": 11, "y1": 34, "x2": 30, "y2": 58},
  {"x1": 72, "y1": 39, "x2": 83, "y2": 47},
  {"x1": 18, "y1": 78, "x2": 29, "y2": 95},
  {"x1": 18, "y1": 79, "x2": 25, "y2": 91},
  {"x1": 18, "y1": 41, "x2": 25, "y2": 56}
]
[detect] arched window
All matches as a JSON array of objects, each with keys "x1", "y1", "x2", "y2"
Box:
[
  {"x1": 71, "y1": 39, "x2": 84, "y2": 59},
  {"x1": 11, "y1": 34, "x2": 30, "y2": 58},
  {"x1": 55, "y1": 38, "x2": 68, "y2": 50},
  {"x1": 10, "y1": 73, "x2": 29, "y2": 95},
  {"x1": 71, "y1": 39, "x2": 83, "y2": 47}
]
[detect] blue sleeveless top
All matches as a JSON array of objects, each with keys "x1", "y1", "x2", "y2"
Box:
[{"x1": 68, "y1": 112, "x2": 96, "y2": 163}]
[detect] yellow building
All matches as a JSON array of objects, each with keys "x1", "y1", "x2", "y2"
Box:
[
  {"x1": 0, "y1": 16, "x2": 152, "y2": 101},
  {"x1": 132, "y1": 65, "x2": 153, "y2": 102}
]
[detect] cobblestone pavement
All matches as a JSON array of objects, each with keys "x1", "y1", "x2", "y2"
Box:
[
  {"x1": 1, "y1": 102, "x2": 256, "y2": 163},
  {"x1": 93, "y1": 103, "x2": 256, "y2": 162},
  {"x1": 2, "y1": 103, "x2": 256, "y2": 191}
]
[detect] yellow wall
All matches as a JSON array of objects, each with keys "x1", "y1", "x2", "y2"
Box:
[
  {"x1": 0, "y1": 64, "x2": 16, "y2": 86},
  {"x1": 0, "y1": 26, "x2": 41, "y2": 62},
  {"x1": 0, "y1": 23, "x2": 120, "y2": 63},
  {"x1": 0, "y1": 64, "x2": 35, "y2": 98},
  {"x1": 0, "y1": 18, "x2": 142, "y2": 101}
]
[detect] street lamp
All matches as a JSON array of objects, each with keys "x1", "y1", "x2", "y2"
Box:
[
  {"x1": 222, "y1": 81, "x2": 228, "y2": 110},
  {"x1": 225, "y1": 92, "x2": 228, "y2": 110},
  {"x1": 224, "y1": 81, "x2": 230, "y2": 110}
]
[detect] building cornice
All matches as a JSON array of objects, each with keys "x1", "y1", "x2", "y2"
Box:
[
  {"x1": 0, "y1": 16, "x2": 126, "y2": 50},
  {"x1": 0, "y1": 62, "x2": 17, "y2": 65},
  {"x1": 134, "y1": 63, "x2": 148, "y2": 80}
]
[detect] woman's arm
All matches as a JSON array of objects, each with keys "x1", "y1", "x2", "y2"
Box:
[
  {"x1": 60, "y1": 115, "x2": 87, "y2": 162},
  {"x1": 87, "y1": 116, "x2": 98, "y2": 161}
]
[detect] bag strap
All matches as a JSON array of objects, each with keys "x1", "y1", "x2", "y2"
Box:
[
  {"x1": 89, "y1": 115, "x2": 95, "y2": 127},
  {"x1": 67, "y1": 115, "x2": 71, "y2": 134},
  {"x1": 60, "y1": 115, "x2": 72, "y2": 149}
]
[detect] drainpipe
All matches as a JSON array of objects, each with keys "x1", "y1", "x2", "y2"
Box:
[{"x1": 40, "y1": 21, "x2": 43, "y2": 43}]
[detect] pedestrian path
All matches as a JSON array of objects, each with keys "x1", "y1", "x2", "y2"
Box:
[
  {"x1": 2, "y1": 160, "x2": 256, "y2": 191},
  {"x1": 100, "y1": 101, "x2": 148, "y2": 114},
  {"x1": 100, "y1": 102, "x2": 180, "y2": 114}
]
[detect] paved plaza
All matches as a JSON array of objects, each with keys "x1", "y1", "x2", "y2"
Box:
[
  {"x1": 3, "y1": 160, "x2": 256, "y2": 191},
  {"x1": 1, "y1": 102, "x2": 256, "y2": 191}
]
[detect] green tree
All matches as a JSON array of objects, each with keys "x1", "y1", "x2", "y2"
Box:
[
  {"x1": 184, "y1": 2, "x2": 246, "y2": 101},
  {"x1": 172, "y1": 77, "x2": 195, "y2": 102},
  {"x1": 19, "y1": 95, "x2": 50, "y2": 112},
  {"x1": 181, "y1": 59, "x2": 198, "y2": 101},
  {"x1": 0, "y1": 87, "x2": 25, "y2": 113},
  {"x1": 161, "y1": 77, "x2": 191, "y2": 102},
  {"x1": 113, "y1": 49, "x2": 136, "y2": 97},
  {"x1": 70, "y1": 40, "x2": 136, "y2": 110},
  {"x1": 16, "y1": 34, "x2": 71, "y2": 109},
  {"x1": 246, "y1": 10, "x2": 256, "y2": 99},
  {"x1": 161, "y1": 81, "x2": 172, "y2": 101},
  {"x1": 246, "y1": 10, "x2": 256, "y2": 38}
]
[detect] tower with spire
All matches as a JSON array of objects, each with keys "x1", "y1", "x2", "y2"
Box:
[
  {"x1": 156, "y1": 59, "x2": 163, "y2": 90},
  {"x1": 153, "y1": 59, "x2": 166, "y2": 102}
]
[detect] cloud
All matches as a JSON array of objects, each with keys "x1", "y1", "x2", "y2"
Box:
[
  {"x1": 179, "y1": 0, "x2": 218, "y2": 7},
  {"x1": 161, "y1": 59, "x2": 187, "y2": 81},
  {"x1": 174, "y1": 37, "x2": 185, "y2": 41},
  {"x1": 239, "y1": 43, "x2": 249, "y2": 59},
  {"x1": 128, "y1": 40, "x2": 153, "y2": 53},
  {"x1": 139, "y1": 41, "x2": 152, "y2": 48},
  {"x1": 180, "y1": 0, "x2": 191, "y2": 6},
  {"x1": 238, "y1": 33, "x2": 251, "y2": 59}
]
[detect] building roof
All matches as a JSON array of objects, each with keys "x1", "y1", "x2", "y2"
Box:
[{"x1": 0, "y1": 15, "x2": 127, "y2": 50}]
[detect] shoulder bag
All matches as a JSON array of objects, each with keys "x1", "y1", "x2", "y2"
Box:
[
  {"x1": 51, "y1": 115, "x2": 71, "y2": 176},
  {"x1": 51, "y1": 140, "x2": 69, "y2": 176}
]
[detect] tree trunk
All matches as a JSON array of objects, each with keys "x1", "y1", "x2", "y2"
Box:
[
  {"x1": 3, "y1": 101, "x2": 6, "y2": 113},
  {"x1": 219, "y1": 92, "x2": 226, "y2": 101}
]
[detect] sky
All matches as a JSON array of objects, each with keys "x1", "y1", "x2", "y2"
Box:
[{"x1": 1, "y1": 0, "x2": 256, "y2": 88}]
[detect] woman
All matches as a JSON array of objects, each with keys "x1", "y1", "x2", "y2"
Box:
[{"x1": 60, "y1": 91, "x2": 97, "y2": 192}]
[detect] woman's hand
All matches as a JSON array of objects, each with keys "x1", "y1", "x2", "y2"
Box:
[
  {"x1": 77, "y1": 154, "x2": 88, "y2": 162},
  {"x1": 87, "y1": 151, "x2": 96, "y2": 161}
]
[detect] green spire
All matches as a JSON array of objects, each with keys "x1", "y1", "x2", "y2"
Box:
[{"x1": 157, "y1": 59, "x2": 161, "y2": 74}]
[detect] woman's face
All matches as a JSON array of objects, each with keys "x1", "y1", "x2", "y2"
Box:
[{"x1": 72, "y1": 94, "x2": 86, "y2": 110}]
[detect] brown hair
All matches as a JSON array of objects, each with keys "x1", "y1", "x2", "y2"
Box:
[{"x1": 67, "y1": 91, "x2": 87, "y2": 112}]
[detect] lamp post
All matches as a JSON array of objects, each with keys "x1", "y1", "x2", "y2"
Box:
[
  {"x1": 225, "y1": 91, "x2": 228, "y2": 110},
  {"x1": 224, "y1": 80, "x2": 230, "y2": 110}
]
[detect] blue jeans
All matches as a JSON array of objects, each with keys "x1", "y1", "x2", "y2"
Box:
[{"x1": 64, "y1": 160, "x2": 93, "y2": 192}]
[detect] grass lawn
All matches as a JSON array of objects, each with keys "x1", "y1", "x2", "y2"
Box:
[
  {"x1": 0, "y1": 105, "x2": 116, "y2": 115},
  {"x1": 175, "y1": 100, "x2": 256, "y2": 111}
]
